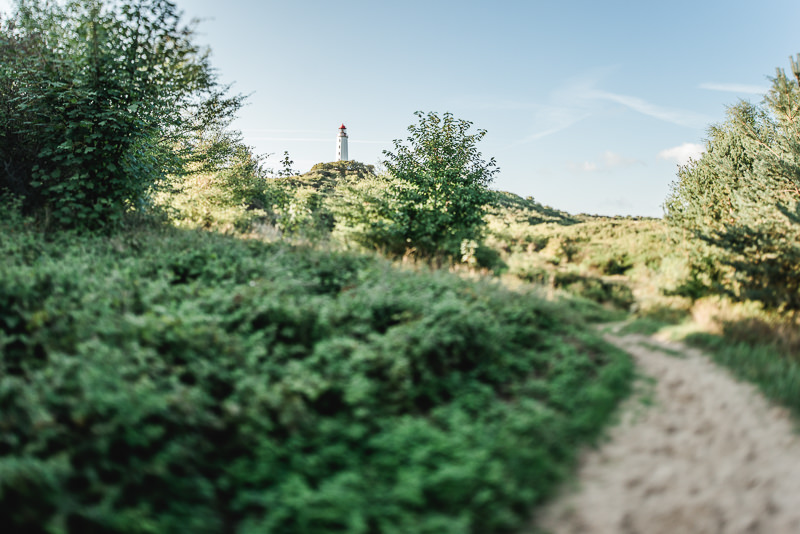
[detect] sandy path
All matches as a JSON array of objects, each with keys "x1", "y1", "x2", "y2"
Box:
[{"x1": 530, "y1": 326, "x2": 800, "y2": 534}]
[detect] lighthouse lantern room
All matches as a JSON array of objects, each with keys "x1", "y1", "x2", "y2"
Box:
[{"x1": 336, "y1": 124, "x2": 349, "y2": 161}]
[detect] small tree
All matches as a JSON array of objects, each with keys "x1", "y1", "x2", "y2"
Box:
[
  {"x1": 665, "y1": 55, "x2": 800, "y2": 311},
  {"x1": 382, "y1": 111, "x2": 498, "y2": 258},
  {"x1": 276, "y1": 151, "x2": 296, "y2": 177}
]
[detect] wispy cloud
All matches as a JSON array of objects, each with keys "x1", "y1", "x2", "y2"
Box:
[
  {"x1": 658, "y1": 142, "x2": 704, "y2": 165},
  {"x1": 699, "y1": 82, "x2": 769, "y2": 95},
  {"x1": 568, "y1": 151, "x2": 643, "y2": 173},
  {"x1": 512, "y1": 76, "x2": 600, "y2": 145},
  {"x1": 590, "y1": 90, "x2": 712, "y2": 128},
  {"x1": 516, "y1": 107, "x2": 592, "y2": 144},
  {"x1": 514, "y1": 73, "x2": 712, "y2": 146}
]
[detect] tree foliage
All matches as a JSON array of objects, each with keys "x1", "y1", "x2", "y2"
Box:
[
  {"x1": 382, "y1": 111, "x2": 498, "y2": 257},
  {"x1": 665, "y1": 55, "x2": 800, "y2": 311},
  {"x1": 0, "y1": 0, "x2": 243, "y2": 229}
]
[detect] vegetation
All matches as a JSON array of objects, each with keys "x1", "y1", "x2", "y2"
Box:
[
  {"x1": 484, "y1": 194, "x2": 669, "y2": 313},
  {"x1": 158, "y1": 159, "x2": 384, "y2": 241},
  {"x1": 485, "y1": 191, "x2": 800, "y2": 421},
  {"x1": 0, "y1": 208, "x2": 633, "y2": 533},
  {"x1": 0, "y1": 0, "x2": 242, "y2": 229},
  {"x1": 382, "y1": 111, "x2": 498, "y2": 258},
  {"x1": 4, "y1": 0, "x2": 800, "y2": 529},
  {"x1": 159, "y1": 151, "x2": 507, "y2": 269},
  {"x1": 0, "y1": 4, "x2": 635, "y2": 529},
  {"x1": 665, "y1": 55, "x2": 800, "y2": 312}
]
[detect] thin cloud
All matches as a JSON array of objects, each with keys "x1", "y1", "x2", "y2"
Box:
[
  {"x1": 515, "y1": 72, "x2": 711, "y2": 146},
  {"x1": 568, "y1": 151, "x2": 643, "y2": 173},
  {"x1": 517, "y1": 107, "x2": 592, "y2": 144},
  {"x1": 590, "y1": 90, "x2": 711, "y2": 128},
  {"x1": 658, "y1": 142, "x2": 705, "y2": 165},
  {"x1": 514, "y1": 80, "x2": 601, "y2": 145},
  {"x1": 699, "y1": 82, "x2": 769, "y2": 95}
]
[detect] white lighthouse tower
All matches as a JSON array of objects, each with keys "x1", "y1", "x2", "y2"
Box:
[{"x1": 336, "y1": 124, "x2": 349, "y2": 161}]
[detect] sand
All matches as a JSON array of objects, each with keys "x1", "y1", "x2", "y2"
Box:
[{"x1": 530, "y1": 325, "x2": 800, "y2": 534}]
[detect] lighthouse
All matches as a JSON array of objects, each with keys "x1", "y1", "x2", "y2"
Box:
[{"x1": 336, "y1": 124, "x2": 349, "y2": 161}]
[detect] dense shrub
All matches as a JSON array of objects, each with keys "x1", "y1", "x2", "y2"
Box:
[{"x1": 0, "y1": 220, "x2": 632, "y2": 533}]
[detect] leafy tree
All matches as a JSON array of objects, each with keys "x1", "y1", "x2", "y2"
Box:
[
  {"x1": 382, "y1": 111, "x2": 499, "y2": 257},
  {"x1": 0, "y1": 0, "x2": 243, "y2": 229},
  {"x1": 665, "y1": 55, "x2": 800, "y2": 311}
]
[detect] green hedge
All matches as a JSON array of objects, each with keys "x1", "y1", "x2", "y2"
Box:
[{"x1": 0, "y1": 224, "x2": 632, "y2": 533}]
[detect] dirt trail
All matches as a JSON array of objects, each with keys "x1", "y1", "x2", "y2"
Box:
[{"x1": 531, "y1": 325, "x2": 800, "y2": 534}]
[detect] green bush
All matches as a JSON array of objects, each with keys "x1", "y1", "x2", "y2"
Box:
[
  {"x1": 0, "y1": 221, "x2": 632, "y2": 533},
  {"x1": 0, "y1": 0, "x2": 242, "y2": 229}
]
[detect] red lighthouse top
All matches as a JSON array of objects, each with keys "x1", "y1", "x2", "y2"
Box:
[{"x1": 339, "y1": 124, "x2": 346, "y2": 130}]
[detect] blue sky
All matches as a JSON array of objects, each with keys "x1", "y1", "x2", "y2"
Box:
[{"x1": 3, "y1": 0, "x2": 798, "y2": 216}]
